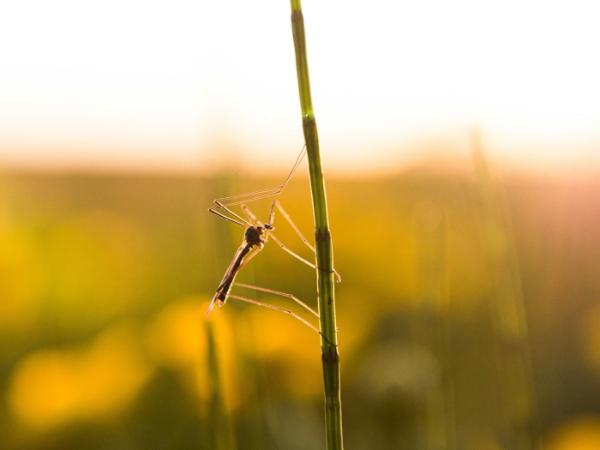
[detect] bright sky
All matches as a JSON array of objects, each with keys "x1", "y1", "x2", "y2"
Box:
[{"x1": 1, "y1": 0, "x2": 600, "y2": 173}]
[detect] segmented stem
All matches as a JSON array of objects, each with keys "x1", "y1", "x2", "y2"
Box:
[{"x1": 289, "y1": 2, "x2": 343, "y2": 449}]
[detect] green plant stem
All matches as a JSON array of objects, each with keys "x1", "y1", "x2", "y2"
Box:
[{"x1": 289, "y1": 1, "x2": 343, "y2": 449}]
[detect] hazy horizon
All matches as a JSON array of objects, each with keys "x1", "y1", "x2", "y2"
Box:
[{"x1": 2, "y1": 0, "x2": 600, "y2": 176}]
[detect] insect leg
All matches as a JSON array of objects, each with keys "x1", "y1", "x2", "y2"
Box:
[
  {"x1": 240, "y1": 201, "x2": 277, "y2": 229},
  {"x1": 275, "y1": 201, "x2": 315, "y2": 252},
  {"x1": 274, "y1": 202, "x2": 341, "y2": 282},
  {"x1": 235, "y1": 282, "x2": 319, "y2": 317},
  {"x1": 213, "y1": 145, "x2": 306, "y2": 208},
  {"x1": 212, "y1": 200, "x2": 252, "y2": 226},
  {"x1": 240, "y1": 204, "x2": 259, "y2": 224},
  {"x1": 267, "y1": 200, "x2": 277, "y2": 227},
  {"x1": 215, "y1": 186, "x2": 285, "y2": 208},
  {"x1": 208, "y1": 207, "x2": 246, "y2": 226},
  {"x1": 227, "y1": 293, "x2": 321, "y2": 336},
  {"x1": 269, "y1": 233, "x2": 317, "y2": 270}
]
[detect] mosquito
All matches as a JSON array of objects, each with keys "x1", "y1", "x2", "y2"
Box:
[{"x1": 206, "y1": 146, "x2": 340, "y2": 335}]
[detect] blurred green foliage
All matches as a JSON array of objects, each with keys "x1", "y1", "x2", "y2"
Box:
[{"x1": 1, "y1": 164, "x2": 600, "y2": 450}]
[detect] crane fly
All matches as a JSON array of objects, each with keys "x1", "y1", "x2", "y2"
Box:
[
  {"x1": 207, "y1": 202, "x2": 275, "y2": 314},
  {"x1": 206, "y1": 146, "x2": 340, "y2": 335}
]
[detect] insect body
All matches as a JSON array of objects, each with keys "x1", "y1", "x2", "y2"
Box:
[{"x1": 208, "y1": 223, "x2": 272, "y2": 313}]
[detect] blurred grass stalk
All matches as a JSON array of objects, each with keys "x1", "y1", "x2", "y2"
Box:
[
  {"x1": 289, "y1": 1, "x2": 343, "y2": 449},
  {"x1": 472, "y1": 129, "x2": 539, "y2": 449},
  {"x1": 415, "y1": 209, "x2": 457, "y2": 450},
  {"x1": 206, "y1": 319, "x2": 236, "y2": 450}
]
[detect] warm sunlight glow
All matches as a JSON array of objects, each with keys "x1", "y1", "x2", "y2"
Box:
[{"x1": 1, "y1": 0, "x2": 599, "y2": 172}]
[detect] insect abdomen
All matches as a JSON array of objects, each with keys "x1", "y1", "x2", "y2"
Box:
[{"x1": 214, "y1": 244, "x2": 252, "y2": 305}]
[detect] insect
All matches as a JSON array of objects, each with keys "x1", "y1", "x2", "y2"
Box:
[{"x1": 206, "y1": 146, "x2": 340, "y2": 335}]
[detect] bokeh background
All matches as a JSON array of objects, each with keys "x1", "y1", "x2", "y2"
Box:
[{"x1": 2, "y1": 1, "x2": 600, "y2": 449}]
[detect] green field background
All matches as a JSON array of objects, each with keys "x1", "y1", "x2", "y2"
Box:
[{"x1": 1, "y1": 161, "x2": 599, "y2": 450}]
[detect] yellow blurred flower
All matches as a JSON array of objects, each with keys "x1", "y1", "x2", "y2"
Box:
[
  {"x1": 145, "y1": 297, "x2": 206, "y2": 368},
  {"x1": 244, "y1": 306, "x2": 322, "y2": 398},
  {"x1": 145, "y1": 297, "x2": 241, "y2": 413},
  {"x1": 548, "y1": 416, "x2": 600, "y2": 450},
  {"x1": 8, "y1": 322, "x2": 152, "y2": 430}
]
